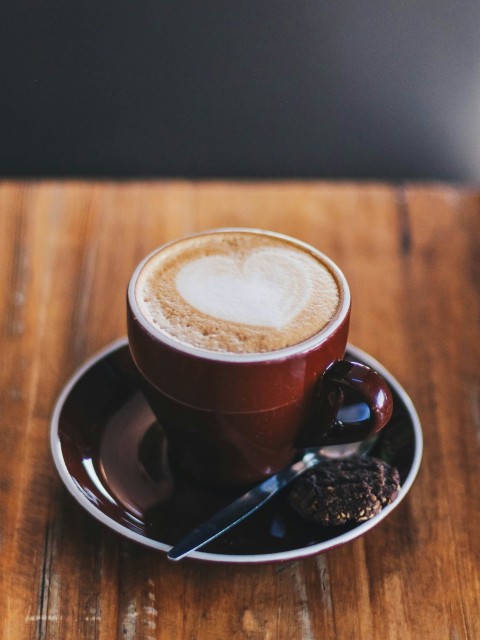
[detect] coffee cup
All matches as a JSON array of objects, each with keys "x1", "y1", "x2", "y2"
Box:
[{"x1": 127, "y1": 228, "x2": 392, "y2": 488}]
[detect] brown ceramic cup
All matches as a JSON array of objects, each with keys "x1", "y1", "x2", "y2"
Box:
[{"x1": 127, "y1": 229, "x2": 393, "y2": 488}]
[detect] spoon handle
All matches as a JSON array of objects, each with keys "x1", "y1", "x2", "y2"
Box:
[{"x1": 167, "y1": 451, "x2": 322, "y2": 561}]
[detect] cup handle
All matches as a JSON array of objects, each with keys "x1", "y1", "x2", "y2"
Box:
[{"x1": 298, "y1": 360, "x2": 394, "y2": 448}]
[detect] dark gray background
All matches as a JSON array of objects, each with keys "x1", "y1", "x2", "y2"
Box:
[{"x1": 1, "y1": 1, "x2": 479, "y2": 181}]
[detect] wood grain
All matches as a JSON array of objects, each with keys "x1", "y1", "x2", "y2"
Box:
[{"x1": 0, "y1": 180, "x2": 479, "y2": 639}]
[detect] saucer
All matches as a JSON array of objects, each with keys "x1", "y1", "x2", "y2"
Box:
[{"x1": 50, "y1": 339, "x2": 422, "y2": 564}]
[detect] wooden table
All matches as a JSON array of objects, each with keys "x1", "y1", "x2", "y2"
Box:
[{"x1": 1, "y1": 180, "x2": 479, "y2": 639}]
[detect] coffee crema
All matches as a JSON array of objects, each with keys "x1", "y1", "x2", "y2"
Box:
[{"x1": 135, "y1": 231, "x2": 341, "y2": 354}]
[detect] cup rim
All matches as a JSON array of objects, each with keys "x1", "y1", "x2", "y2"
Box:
[{"x1": 127, "y1": 228, "x2": 351, "y2": 363}]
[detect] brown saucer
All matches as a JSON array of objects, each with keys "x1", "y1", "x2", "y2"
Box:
[{"x1": 50, "y1": 339, "x2": 422, "y2": 564}]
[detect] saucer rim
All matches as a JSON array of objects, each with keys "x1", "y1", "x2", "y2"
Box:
[{"x1": 50, "y1": 338, "x2": 423, "y2": 564}]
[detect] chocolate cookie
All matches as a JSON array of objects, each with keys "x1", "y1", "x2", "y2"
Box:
[{"x1": 288, "y1": 455, "x2": 401, "y2": 526}]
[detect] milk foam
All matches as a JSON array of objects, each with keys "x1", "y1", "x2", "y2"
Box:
[
  {"x1": 175, "y1": 249, "x2": 311, "y2": 329},
  {"x1": 135, "y1": 231, "x2": 340, "y2": 354}
]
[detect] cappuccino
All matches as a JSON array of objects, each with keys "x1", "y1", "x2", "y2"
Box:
[{"x1": 135, "y1": 230, "x2": 341, "y2": 354}]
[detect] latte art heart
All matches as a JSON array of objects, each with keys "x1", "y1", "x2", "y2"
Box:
[{"x1": 175, "y1": 249, "x2": 312, "y2": 328}]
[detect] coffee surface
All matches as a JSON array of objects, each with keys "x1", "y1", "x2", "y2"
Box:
[{"x1": 135, "y1": 231, "x2": 340, "y2": 353}]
